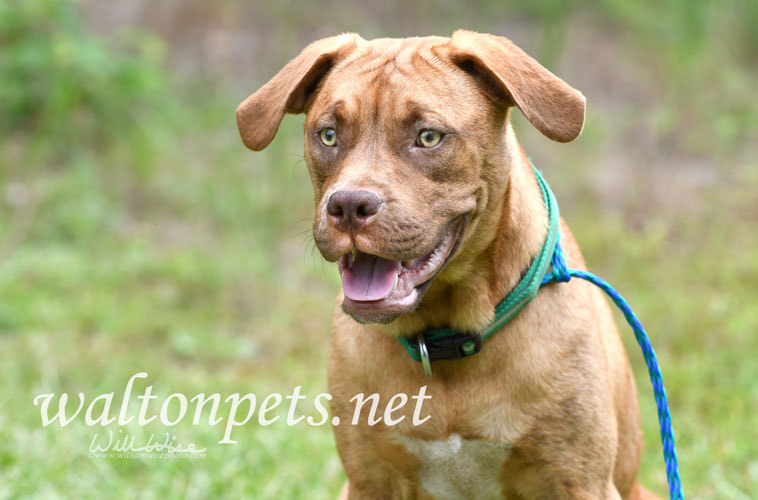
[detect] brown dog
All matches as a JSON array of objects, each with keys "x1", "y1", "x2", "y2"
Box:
[{"x1": 237, "y1": 31, "x2": 660, "y2": 500}]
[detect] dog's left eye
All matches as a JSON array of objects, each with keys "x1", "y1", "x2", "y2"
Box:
[
  {"x1": 319, "y1": 128, "x2": 337, "y2": 147},
  {"x1": 417, "y1": 129, "x2": 442, "y2": 148}
]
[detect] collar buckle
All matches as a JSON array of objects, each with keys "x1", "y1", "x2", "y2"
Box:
[{"x1": 415, "y1": 332, "x2": 482, "y2": 371}]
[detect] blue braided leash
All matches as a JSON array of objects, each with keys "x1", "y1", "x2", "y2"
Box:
[
  {"x1": 399, "y1": 164, "x2": 684, "y2": 498},
  {"x1": 542, "y1": 235, "x2": 684, "y2": 500}
]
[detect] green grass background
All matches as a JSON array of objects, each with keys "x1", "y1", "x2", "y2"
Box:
[{"x1": 1, "y1": 0, "x2": 757, "y2": 498}]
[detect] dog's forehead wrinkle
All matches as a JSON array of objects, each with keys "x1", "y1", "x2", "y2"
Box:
[
  {"x1": 335, "y1": 39, "x2": 406, "y2": 77},
  {"x1": 314, "y1": 43, "x2": 488, "y2": 139},
  {"x1": 314, "y1": 99, "x2": 347, "y2": 124},
  {"x1": 398, "y1": 101, "x2": 451, "y2": 126},
  {"x1": 333, "y1": 39, "x2": 452, "y2": 87}
]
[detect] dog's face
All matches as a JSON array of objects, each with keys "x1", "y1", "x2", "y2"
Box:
[
  {"x1": 237, "y1": 31, "x2": 585, "y2": 324},
  {"x1": 303, "y1": 38, "x2": 499, "y2": 323}
]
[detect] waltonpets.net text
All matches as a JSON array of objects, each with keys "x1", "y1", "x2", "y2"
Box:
[{"x1": 33, "y1": 372, "x2": 432, "y2": 444}]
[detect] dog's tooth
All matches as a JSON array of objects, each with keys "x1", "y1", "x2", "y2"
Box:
[{"x1": 392, "y1": 273, "x2": 399, "y2": 292}]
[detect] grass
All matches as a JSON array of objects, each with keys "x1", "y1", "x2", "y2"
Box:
[
  {"x1": 0, "y1": 114, "x2": 349, "y2": 499},
  {"x1": 1, "y1": 1, "x2": 757, "y2": 498}
]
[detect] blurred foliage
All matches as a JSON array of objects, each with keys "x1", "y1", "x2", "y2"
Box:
[
  {"x1": 0, "y1": 0, "x2": 757, "y2": 498},
  {"x1": 0, "y1": 0, "x2": 170, "y2": 167},
  {"x1": 597, "y1": 0, "x2": 758, "y2": 150}
]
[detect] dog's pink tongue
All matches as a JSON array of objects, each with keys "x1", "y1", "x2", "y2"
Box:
[{"x1": 342, "y1": 252, "x2": 401, "y2": 302}]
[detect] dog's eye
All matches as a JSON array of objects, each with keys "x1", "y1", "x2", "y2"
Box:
[
  {"x1": 319, "y1": 128, "x2": 337, "y2": 147},
  {"x1": 417, "y1": 129, "x2": 442, "y2": 148}
]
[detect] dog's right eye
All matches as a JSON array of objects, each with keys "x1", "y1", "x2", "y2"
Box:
[
  {"x1": 417, "y1": 129, "x2": 442, "y2": 148},
  {"x1": 319, "y1": 128, "x2": 337, "y2": 147}
]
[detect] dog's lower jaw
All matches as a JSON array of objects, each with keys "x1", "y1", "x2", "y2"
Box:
[
  {"x1": 341, "y1": 281, "x2": 428, "y2": 324},
  {"x1": 339, "y1": 216, "x2": 468, "y2": 325}
]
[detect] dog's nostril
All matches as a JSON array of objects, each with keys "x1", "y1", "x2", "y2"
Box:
[
  {"x1": 327, "y1": 190, "x2": 381, "y2": 228},
  {"x1": 327, "y1": 204, "x2": 344, "y2": 217},
  {"x1": 356, "y1": 204, "x2": 369, "y2": 217},
  {"x1": 326, "y1": 194, "x2": 344, "y2": 217}
]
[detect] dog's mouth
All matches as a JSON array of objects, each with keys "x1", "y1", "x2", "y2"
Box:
[{"x1": 337, "y1": 217, "x2": 466, "y2": 323}]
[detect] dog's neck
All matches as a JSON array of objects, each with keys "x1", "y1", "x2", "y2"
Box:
[{"x1": 379, "y1": 121, "x2": 549, "y2": 338}]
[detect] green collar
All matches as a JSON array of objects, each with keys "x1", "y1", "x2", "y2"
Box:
[{"x1": 396, "y1": 163, "x2": 561, "y2": 377}]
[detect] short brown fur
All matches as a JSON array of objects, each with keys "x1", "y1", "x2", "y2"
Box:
[{"x1": 238, "y1": 31, "x2": 661, "y2": 500}]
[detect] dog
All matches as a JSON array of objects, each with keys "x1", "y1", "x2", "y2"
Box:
[{"x1": 237, "y1": 31, "x2": 660, "y2": 500}]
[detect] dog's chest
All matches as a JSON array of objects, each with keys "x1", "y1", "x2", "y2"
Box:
[{"x1": 394, "y1": 432, "x2": 510, "y2": 499}]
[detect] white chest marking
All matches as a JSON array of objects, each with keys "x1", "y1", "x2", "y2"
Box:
[{"x1": 395, "y1": 433, "x2": 511, "y2": 500}]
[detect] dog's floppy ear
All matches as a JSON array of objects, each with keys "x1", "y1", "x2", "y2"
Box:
[
  {"x1": 447, "y1": 30, "x2": 585, "y2": 143},
  {"x1": 236, "y1": 33, "x2": 361, "y2": 151}
]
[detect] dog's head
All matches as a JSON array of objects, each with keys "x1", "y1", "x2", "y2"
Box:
[{"x1": 237, "y1": 31, "x2": 584, "y2": 324}]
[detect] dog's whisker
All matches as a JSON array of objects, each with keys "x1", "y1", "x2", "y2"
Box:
[{"x1": 287, "y1": 216, "x2": 314, "y2": 233}]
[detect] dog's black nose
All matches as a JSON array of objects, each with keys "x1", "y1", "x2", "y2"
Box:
[{"x1": 327, "y1": 190, "x2": 382, "y2": 232}]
